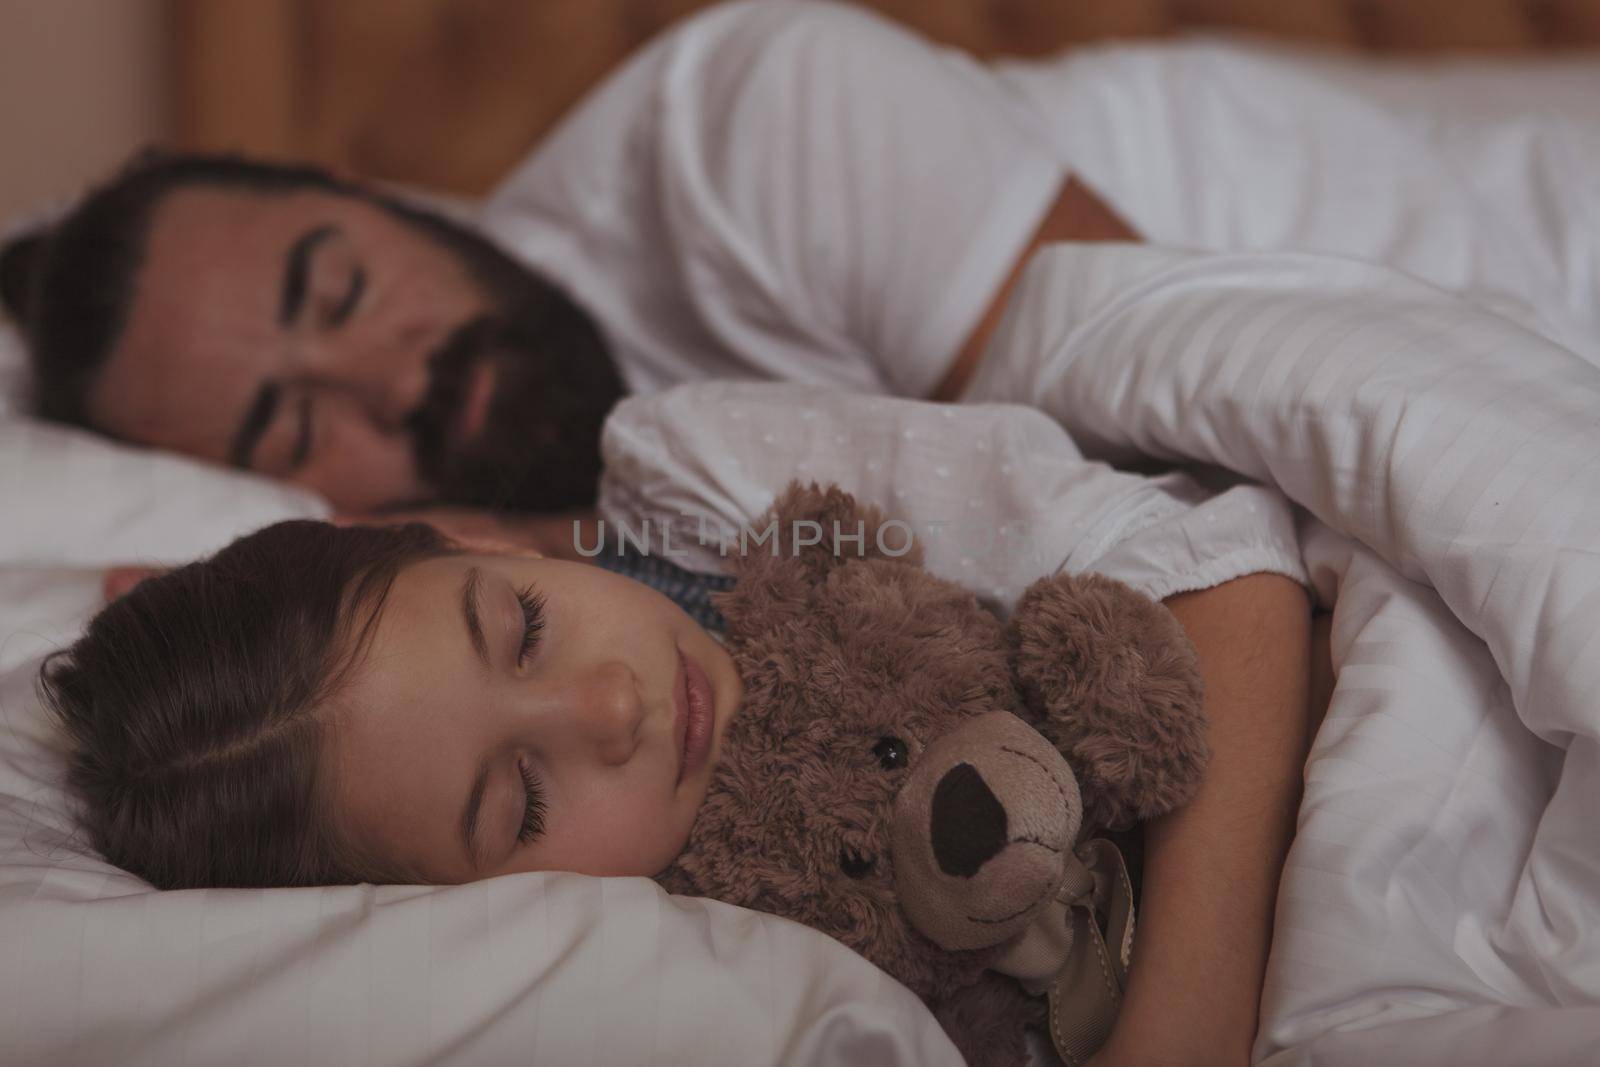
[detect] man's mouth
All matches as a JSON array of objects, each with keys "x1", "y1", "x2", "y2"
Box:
[
  {"x1": 453, "y1": 359, "x2": 497, "y2": 448},
  {"x1": 407, "y1": 315, "x2": 500, "y2": 475}
]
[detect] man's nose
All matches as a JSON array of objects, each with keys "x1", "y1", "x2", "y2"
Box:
[
  {"x1": 570, "y1": 660, "x2": 646, "y2": 765},
  {"x1": 295, "y1": 324, "x2": 432, "y2": 430},
  {"x1": 335, "y1": 376, "x2": 419, "y2": 434}
]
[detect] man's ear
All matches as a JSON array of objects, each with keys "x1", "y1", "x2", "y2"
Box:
[{"x1": 102, "y1": 565, "x2": 165, "y2": 603}]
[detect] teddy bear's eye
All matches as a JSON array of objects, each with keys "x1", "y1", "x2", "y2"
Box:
[
  {"x1": 873, "y1": 737, "x2": 909, "y2": 770},
  {"x1": 839, "y1": 847, "x2": 876, "y2": 879}
]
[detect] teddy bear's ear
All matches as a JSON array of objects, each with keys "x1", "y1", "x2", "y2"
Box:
[
  {"x1": 1007, "y1": 571, "x2": 1209, "y2": 831},
  {"x1": 713, "y1": 480, "x2": 925, "y2": 632}
]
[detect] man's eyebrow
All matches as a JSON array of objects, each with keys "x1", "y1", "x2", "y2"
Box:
[
  {"x1": 460, "y1": 755, "x2": 491, "y2": 873},
  {"x1": 229, "y1": 381, "x2": 280, "y2": 469},
  {"x1": 280, "y1": 224, "x2": 336, "y2": 326},
  {"x1": 460, "y1": 566, "x2": 491, "y2": 667}
]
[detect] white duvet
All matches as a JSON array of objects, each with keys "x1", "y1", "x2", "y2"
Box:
[{"x1": 966, "y1": 242, "x2": 1600, "y2": 1064}]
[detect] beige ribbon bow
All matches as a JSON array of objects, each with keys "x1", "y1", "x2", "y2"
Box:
[{"x1": 987, "y1": 838, "x2": 1136, "y2": 1066}]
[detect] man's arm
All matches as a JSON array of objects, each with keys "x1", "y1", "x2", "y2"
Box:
[
  {"x1": 931, "y1": 176, "x2": 1139, "y2": 403},
  {"x1": 1092, "y1": 572, "x2": 1312, "y2": 1067}
]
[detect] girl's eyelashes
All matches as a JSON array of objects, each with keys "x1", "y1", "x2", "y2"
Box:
[
  {"x1": 516, "y1": 758, "x2": 548, "y2": 845},
  {"x1": 514, "y1": 584, "x2": 546, "y2": 667}
]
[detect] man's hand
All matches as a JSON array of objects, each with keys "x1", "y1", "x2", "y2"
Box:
[
  {"x1": 334, "y1": 506, "x2": 602, "y2": 562},
  {"x1": 103, "y1": 565, "x2": 164, "y2": 603}
]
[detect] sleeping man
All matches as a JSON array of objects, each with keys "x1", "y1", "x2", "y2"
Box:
[
  {"x1": 4, "y1": 2, "x2": 1595, "y2": 539},
  {"x1": 0, "y1": 1, "x2": 1133, "y2": 528}
]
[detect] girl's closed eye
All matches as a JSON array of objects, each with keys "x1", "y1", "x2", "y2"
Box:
[
  {"x1": 517, "y1": 758, "x2": 548, "y2": 844},
  {"x1": 515, "y1": 584, "x2": 546, "y2": 667}
]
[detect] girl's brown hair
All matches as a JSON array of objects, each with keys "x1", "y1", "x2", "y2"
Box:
[{"x1": 40, "y1": 520, "x2": 454, "y2": 889}]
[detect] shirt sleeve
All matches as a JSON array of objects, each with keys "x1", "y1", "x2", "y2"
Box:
[
  {"x1": 652, "y1": 1, "x2": 1066, "y2": 397},
  {"x1": 596, "y1": 381, "x2": 1306, "y2": 615}
]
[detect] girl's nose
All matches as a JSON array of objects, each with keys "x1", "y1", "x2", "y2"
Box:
[{"x1": 574, "y1": 660, "x2": 646, "y2": 765}]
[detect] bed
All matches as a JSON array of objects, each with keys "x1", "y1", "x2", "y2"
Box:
[{"x1": 6, "y1": 2, "x2": 1600, "y2": 1064}]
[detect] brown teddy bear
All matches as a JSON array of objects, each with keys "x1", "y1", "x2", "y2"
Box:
[{"x1": 656, "y1": 483, "x2": 1209, "y2": 1066}]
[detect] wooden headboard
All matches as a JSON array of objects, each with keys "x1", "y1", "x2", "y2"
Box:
[{"x1": 176, "y1": 0, "x2": 1600, "y2": 197}]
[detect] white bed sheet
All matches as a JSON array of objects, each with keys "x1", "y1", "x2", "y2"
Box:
[{"x1": 967, "y1": 241, "x2": 1600, "y2": 1063}]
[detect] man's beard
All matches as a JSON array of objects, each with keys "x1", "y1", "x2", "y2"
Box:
[
  {"x1": 407, "y1": 306, "x2": 621, "y2": 511},
  {"x1": 383, "y1": 196, "x2": 625, "y2": 512}
]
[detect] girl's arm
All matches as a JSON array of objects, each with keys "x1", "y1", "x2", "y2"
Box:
[{"x1": 1091, "y1": 572, "x2": 1313, "y2": 1067}]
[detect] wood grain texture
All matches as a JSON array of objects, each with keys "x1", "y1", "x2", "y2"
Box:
[
  {"x1": 175, "y1": 0, "x2": 300, "y2": 160},
  {"x1": 177, "y1": 0, "x2": 1600, "y2": 195}
]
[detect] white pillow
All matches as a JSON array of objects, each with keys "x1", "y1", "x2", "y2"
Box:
[
  {"x1": 0, "y1": 413, "x2": 331, "y2": 568},
  {"x1": 0, "y1": 564, "x2": 959, "y2": 1066}
]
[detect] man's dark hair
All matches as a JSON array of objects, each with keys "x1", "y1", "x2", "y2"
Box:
[
  {"x1": 40, "y1": 519, "x2": 456, "y2": 889},
  {"x1": 0, "y1": 152, "x2": 364, "y2": 425}
]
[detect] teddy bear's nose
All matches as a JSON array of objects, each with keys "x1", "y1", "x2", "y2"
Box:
[{"x1": 930, "y1": 763, "x2": 1009, "y2": 877}]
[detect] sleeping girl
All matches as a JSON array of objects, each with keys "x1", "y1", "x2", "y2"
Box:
[
  {"x1": 45, "y1": 519, "x2": 745, "y2": 887},
  {"x1": 43, "y1": 384, "x2": 1320, "y2": 1067}
]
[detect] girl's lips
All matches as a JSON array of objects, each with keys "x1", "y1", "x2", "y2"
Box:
[{"x1": 675, "y1": 649, "x2": 716, "y2": 785}]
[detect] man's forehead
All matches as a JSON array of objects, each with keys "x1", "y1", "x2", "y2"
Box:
[{"x1": 141, "y1": 185, "x2": 363, "y2": 284}]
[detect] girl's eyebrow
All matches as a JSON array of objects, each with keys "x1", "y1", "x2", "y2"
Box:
[{"x1": 459, "y1": 566, "x2": 490, "y2": 667}]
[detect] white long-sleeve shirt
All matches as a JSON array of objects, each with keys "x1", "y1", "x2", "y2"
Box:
[{"x1": 597, "y1": 381, "x2": 1306, "y2": 614}]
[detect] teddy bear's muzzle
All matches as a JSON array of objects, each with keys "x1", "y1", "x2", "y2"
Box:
[{"x1": 891, "y1": 711, "x2": 1085, "y2": 953}]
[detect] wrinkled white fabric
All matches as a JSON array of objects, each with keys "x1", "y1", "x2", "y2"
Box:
[
  {"x1": 1253, "y1": 519, "x2": 1561, "y2": 1065},
  {"x1": 596, "y1": 381, "x2": 1307, "y2": 611},
  {"x1": 966, "y1": 241, "x2": 1600, "y2": 1061}
]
